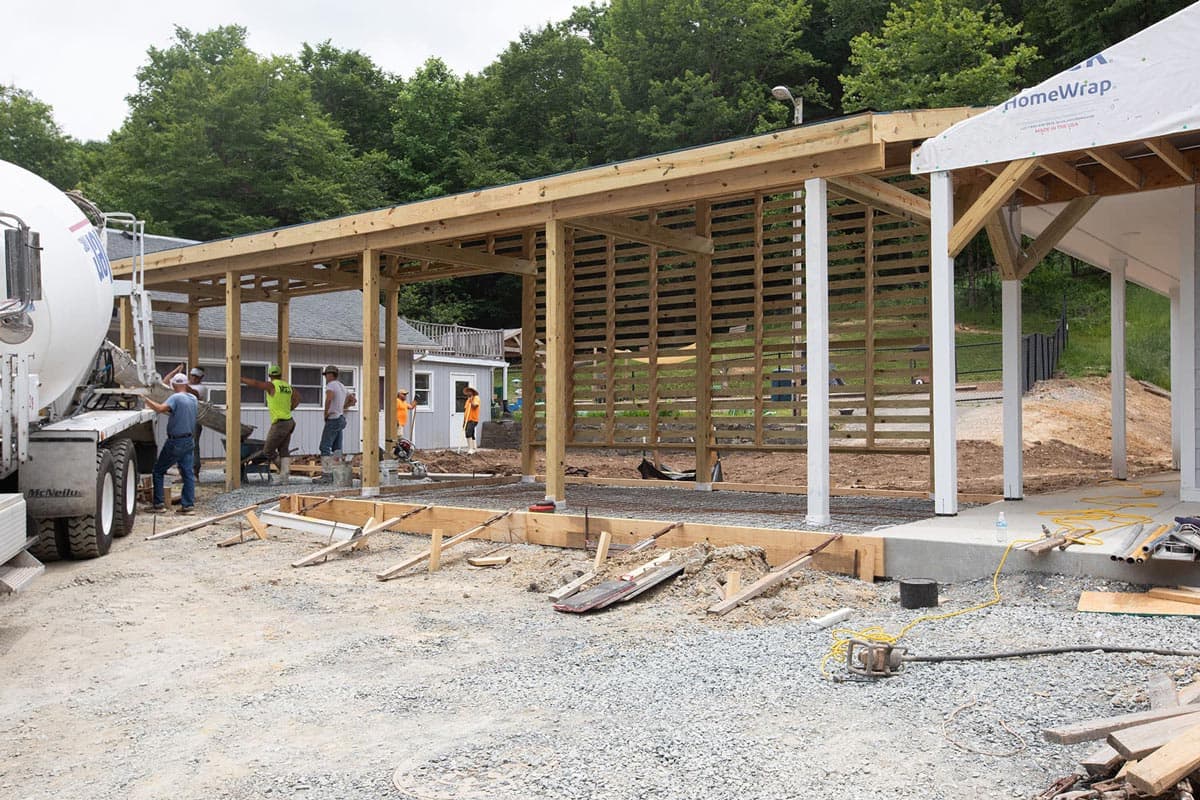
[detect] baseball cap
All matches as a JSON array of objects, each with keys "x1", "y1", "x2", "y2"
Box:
[
  {"x1": 170, "y1": 374, "x2": 189, "y2": 385},
  {"x1": 268, "y1": 365, "x2": 282, "y2": 377},
  {"x1": 188, "y1": 367, "x2": 204, "y2": 377}
]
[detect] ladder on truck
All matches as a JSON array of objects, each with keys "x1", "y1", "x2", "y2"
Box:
[{"x1": 103, "y1": 213, "x2": 157, "y2": 385}]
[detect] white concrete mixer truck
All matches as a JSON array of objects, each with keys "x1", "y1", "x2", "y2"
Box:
[{"x1": 0, "y1": 159, "x2": 160, "y2": 591}]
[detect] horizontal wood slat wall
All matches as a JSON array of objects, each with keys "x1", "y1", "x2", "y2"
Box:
[{"x1": 524, "y1": 178, "x2": 933, "y2": 469}]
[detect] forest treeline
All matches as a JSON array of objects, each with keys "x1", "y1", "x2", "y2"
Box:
[{"x1": 1, "y1": 0, "x2": 1191, "y2": 326}]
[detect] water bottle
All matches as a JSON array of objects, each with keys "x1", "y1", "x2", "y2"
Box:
[{"x1": 994, "y1": 511, "x2": 1008, "y2": 544}]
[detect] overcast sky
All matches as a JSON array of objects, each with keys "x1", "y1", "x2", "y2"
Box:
[{"x1": 1, "y1": 0, "x2": 585, "y2": 142}]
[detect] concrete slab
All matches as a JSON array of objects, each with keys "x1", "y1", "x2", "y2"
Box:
[{"x1": 879, "y1": 472, "x2": 1200, "y2": 583}]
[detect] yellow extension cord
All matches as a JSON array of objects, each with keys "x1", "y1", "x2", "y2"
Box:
[{"x1": 819, "y1": 483, "x2": 1165, "y2": 677}]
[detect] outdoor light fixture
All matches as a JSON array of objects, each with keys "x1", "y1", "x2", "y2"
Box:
[{"x1": 772, "y1": 85, "x2": 803, "y2": 125}]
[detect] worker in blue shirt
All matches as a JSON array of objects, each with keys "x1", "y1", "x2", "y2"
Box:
[{"x1": 144, "y1": 373, "x2": 199, "y2": 514}]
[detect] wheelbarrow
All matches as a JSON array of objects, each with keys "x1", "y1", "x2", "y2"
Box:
[{"x1": 222, "y1": 437, "x2": 274, "y2": 483}]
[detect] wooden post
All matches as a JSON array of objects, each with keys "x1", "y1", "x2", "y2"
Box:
[
  {"x1": 1111, "y1": 255, "x2": 1128, "y2": 480},
  {"x1": 384, "y1": 289, "x2": 399, "y2": 454},
  {"x1": 276, "y1": 296, "x2": 290, "y2": 375},
  {"x1": 1002, "y1": 273, "x2": 1023, "y2": 499},
  {"x1": 648, "y1": 209, "x2": 661, "y2": 464},
  {"x1": 544, "y1": 220, "x2": 568, "y2": 505},
  {"x1": 804, "y1": 179, "x2": 831, "y2": 526},
  {"x1": 187, "y1": 309, "x2": 200, "y2": 374},
  {"x1": 863, "y1": 208, "x2": 876, "y2": 448},
  {"x1": 361, "y1": 249, "x2": 381, "y2": 496},
  {"x1": 724, "y1": 571, "x2": 741, "y2": 601},
  {"x1": 752, "y1": 196, "x2": 765, "y2": 447},
  {"x1": 520, "y1": 229, "x2": 538, "y2": 479},
  {"x1": 119, "y1": 297, "x2": 135, "y2": 352},
  {"x1": 428, "y1": 529, "x2": 443, "y2": 572},
  {"x1": 1170, "y1": 286, "x2": 1182, "y2": 470},
  {"x1": 694, "y1": 200, "x2": 714, "y2": 489},
  {"x1": 593, "y1": 530, "x2": 612, "y2": 572},
  {"x1": 224, "y1": 273, "x2": 242, "y2": 491},
  {"x1": 930, "y1": 171, "x2": 958, "y2": 516}
]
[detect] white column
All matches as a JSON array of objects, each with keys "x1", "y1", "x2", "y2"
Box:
[
  {"x1": 1183, "y1": 187, "x2": 1200, "y2": 501},
  {"x1": 804, "y1": 178, "x2": 831, "y2": 526},
  {"x1": 1110, "y1": 256, "x2": 1127, "y2": 480},
  {"x1": 1001, "y1": 278, "x2": 1023, "y2": 499},
  {"x1": 1170, "y1": 286, "x2": 1182, "y2": 470},
  {"x1": 930, "y1": 171, "x2": 957, "y2": 515}
]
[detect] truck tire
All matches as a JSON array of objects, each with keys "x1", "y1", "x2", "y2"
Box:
[
  {"x1": 108, "y1": 439, "x2": 138, "y2": 538},
  {"x1": 27, "y1": 516, "x2": 66, "y2": 562},
  {"x1": 65, "y1": 449, "x2": 117, "y2": 559}
]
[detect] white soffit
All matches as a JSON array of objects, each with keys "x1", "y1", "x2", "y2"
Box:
[
  {"x1": 1019, "y1": 186, "x2": 1190, "y2": 295},
  {"x1": 912, "y1": 1, "x2": 1200, "y2": 173}
]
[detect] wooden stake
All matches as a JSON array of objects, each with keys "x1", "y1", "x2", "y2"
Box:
[
  {"x1": 246, "y1": 511, "x2": 270, "y2": 540},
  {"x1": 593, "y1": 530, "x2": 612, "y2": 572},
  {"x1": 428, "y1": 529, "x2": 443, "y2": 573},
  {"x1": 724, "y1": 571, "x2": 741, "y2": 601},
  {"x1": 376, "y1": 510, "x2": 512, "y2": 581},
  {"x1": 707, "y1": 533, "x2": 843, "y2": 616}
]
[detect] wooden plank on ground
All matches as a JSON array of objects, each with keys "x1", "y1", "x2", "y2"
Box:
[
  {"x1": 1077, "y1": 590, "x2": 1200, "y2": 617},
  {"x1": 466, "y1": 554, "x2": 511, "y2": 568},
  {"x1": 707, "y1": 533, "x2": 843, "y2": 616},
  {"x1": 1148, "y1": 672, "x2": 1181, "y2": 709},
  {"x1": 1044, "y1": 705, "x2": 1200, "y2": 744},
  {"x1": 147, "y1": 504, "x2": 261, "y2": 540},
  {"x1": 376, "y1": 510, "x2": 512, "y2": 581},
  {"x1": 291, "y1": 510, "x2": 423, "y2": 567},
  {"x1": 553, "y1": 580, "x2": 636, "y2": 613},
  {"x1": 1108, "y1": 710, "x2": 1200, "y2": 759},
  {"x1": 613, "y1": 563, "x2": 684, "y2": 604},
  {"x1": 548, "y1": 571, "x2": 595, "y2": 602},
  {"x1": 1126, "y1": 722, "x2": 1200, "y2": 796},
  {"x1": 1080, "y1": 743, "x2": 1124, "y2": 777},
  {"x1": 1147, "y1": 587, "x2": 1200, "y2": 606}
]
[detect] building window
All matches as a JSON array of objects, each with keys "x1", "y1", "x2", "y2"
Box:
[
  {"x1": 413, "y1": 372, "x2": 432, "y2": 410},
  {"x1": 291, "y1": 366, "x2": 324, "y2": 406},
  {"x1": 240, "y1": 364, "x2": 267, "y2": 406}
]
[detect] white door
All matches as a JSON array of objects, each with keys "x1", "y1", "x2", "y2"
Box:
[{"x1": 450, "y1": 373, "x2": 472, "y2": 449}]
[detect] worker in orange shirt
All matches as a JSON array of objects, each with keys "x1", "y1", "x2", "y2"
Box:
[
  {"x1": 463, "y1": 386, "x2": 481, "y2": 454},
  {"x1": 396, "y1": 389, "x2": 415, "y2": 438}
]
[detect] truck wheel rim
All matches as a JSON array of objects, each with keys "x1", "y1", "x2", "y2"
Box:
[
  {"x1": 124, "y1": 467, "x2": 137, "y2": 516},
  {"x1": 101, "y1": 473, "x2": 115, "y2": 535}
]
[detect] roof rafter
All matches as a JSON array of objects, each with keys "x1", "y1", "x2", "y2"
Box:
[
  {"x1": 566, "y1": 214, "x2": 714, "y2": 254},
  {"x1": 1086, "y1": 146, "x2": 1142, "y2": 190},
  {"x1": 826, "y1": 174, "x2": 931, "y2": 222},
  {"x1": 386, "y1": 243, "x2": 536, "y2": 276}
]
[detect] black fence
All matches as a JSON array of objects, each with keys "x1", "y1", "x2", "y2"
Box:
[{"x1": 955, "y1": 310, "x2": 1069, "y2": 392}]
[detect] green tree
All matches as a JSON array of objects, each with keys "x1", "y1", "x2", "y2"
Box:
[
  {"x1": 0, "y1": 85, "x2": 81, "y2": 189},
  {"x1": 390, "y1": 58, "x2": 471, "y2": 200},
  {"x1": 96, "y1": 26, "x2": 383, "y2": 240},
  {"x1": 299, "y1": 41, "x2": 398, "y2": 155},
  {"x1": 840, "y1": 0, "x2": 1038, "y2": 112}
]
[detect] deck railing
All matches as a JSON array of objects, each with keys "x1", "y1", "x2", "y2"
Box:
[{"x1": 404, "y1": 319, "x2": 505, "y2": 360}]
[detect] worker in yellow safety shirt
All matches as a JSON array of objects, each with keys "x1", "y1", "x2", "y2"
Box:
[
  {"x1": 239, "y1": 365, "x2": 300, "y2": 467},
  {"x1": 463, "y1": 385, "x2": 481, "y2": 454},
  {"x1": 396, "y1": 389, "x2": 416, "y2": 437}
]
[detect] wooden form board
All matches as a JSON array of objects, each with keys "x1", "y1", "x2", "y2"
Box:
[
  {"x1": 1077, "y1": 591, "x2": 1200, "y2": 617},
  {"x1": 278, "y1": 494, "x2": 884, "y2": 579}
]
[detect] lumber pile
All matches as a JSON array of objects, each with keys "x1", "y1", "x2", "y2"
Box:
[{"x1": 1037, "y1": 672, "x2": 1200, "y2": 799}]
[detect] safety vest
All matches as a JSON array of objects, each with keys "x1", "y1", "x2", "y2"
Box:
[{"x1": 267, "y1": 379, "x2": 294, "y2": 422}]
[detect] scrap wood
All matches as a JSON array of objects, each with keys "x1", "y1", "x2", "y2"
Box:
[
  {"x1": 1180, "y1": 682, "x2": 1200, "y2": 706},
  {"x1": 1077, "y1": 591, "x2": 1200, "y2": 617},
  {"x1": 376, "y1": 509, "x2": 513, "y2": 581},
  {"x1": 216, "y1": 510, "x2": 271, "y2": 548},
  {"x1": 146, "y1": 504, "x2": 261, "y2": 541},
  {"x1": 1126, "y1": 722, "x2": 1200, "y2": 796},
  {"x1": 610, "y1": 562, "x2": 684, "y2": 605},
  {"x1": 1079, "y1": 743, "x2": 1124, "y2": 777},
  {"x1": 1107, "y1": 711, "x2": 1200, "y2": 759},
  {"x1": 706, "y1": 533, "x2": 843, "y2": 616},
  {"x1": 619, "y1": 552, "x2": 671, "y2": 581},
  {"x1": 553, "y1": 579, "x2": 636, "y2": 613},
  {"x1": 1147, "y1": 588, "x2": 1200, "y2": 606},
  {"x1": 1148, "y1": 672, "x2": 1182, "y2": 709},
  {"x1": 548, "y1": 571, "x2": 594, "y2": 602},
  {"x1": 1044, "y1": 705, "x2": 1200, "y2": 744},
  {"x1": 467, "y1": 554, "x2": 511, "y2": 568},
  {"x1": 291, "y1": 513, "x2": 414, "y2": 568}
]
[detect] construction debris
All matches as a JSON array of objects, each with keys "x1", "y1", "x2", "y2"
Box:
[
  {"x1": 1077, "y1": 590, "x2": 1200, "y2": 617},
  {"x1": 375, "y1": 510, "x2": 513, "y2": 581},
  {"x1": 1037, "y1": 674, "x2": 1200, "y2": 800},
  {"x1": 291, "y1": 506, "x2": 430, "y2": 567},
  {"x1": 707, "y1": 533, "x2": 843, "y2": 616}
]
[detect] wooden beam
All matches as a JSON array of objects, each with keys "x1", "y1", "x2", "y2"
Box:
[
  {"x1": 391, "y1": 243, "x2": 536, "y2": 276},
  {"x1": 1126, "y1": 722, "x2": 1200, "y2": 796},
  {"x1": 384, "y1": 288, "x2": 399, "y2": 453},
  {"x1": 187, "y1": 310, "x2": 200, "y2": 375},
  {"x1": 276, "y1": 297, "x2": 290, "y2": 374},
  {"x1": 1038, "y1": 154, "x2": 1092, "y2": 195},
  {"x1": 224, "y1": 274, "x2": 242, "y2": 491},
  {"x1": 264, "y1": 263, "x2": 362, "y2": 288},
  {"x1": 827, "y1": 174, "x2": 931, "y2": 222},
  {"x1": 519, "y1": 230, "x2": 538, "y2": 478},
  {"x1": 1086, "y1": 146, "x2": 1143, "y2": 190},
  {"x1": 567, "y1": 214, "x2": 714, "y2": 254},
  {"x1": 984, "y1": 209, "x2": 1021, "y2": 280},
  {"x1": 948, "y1": 158, "x2": 1039, "y2": 257},
  {"x1": 1044, "y1": 705, "x2": 1200, "y2": 744},
  {"x1": 1015, "y1": 195, "x2": 1101, "y2": 279},
  {"x1": 361, "y1": 249, "x2": 381, "y2": 494},
  {"x1": 694, "y1": 201, "x2": 714, "y2": 487},
  {"x1": 1146, "y1": 137, "x2": 1195, "y2": 181},
  {"x1": 544, "y1": 220, "x2": 568, "y2": 504},
  {"x1": 980, "y1": 163, "x2": 1048, "y2": 203}
]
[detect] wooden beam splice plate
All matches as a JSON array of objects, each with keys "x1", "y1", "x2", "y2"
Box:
[{"x1": 553, "y1": 580, "x2": 637, "y2": 613}]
